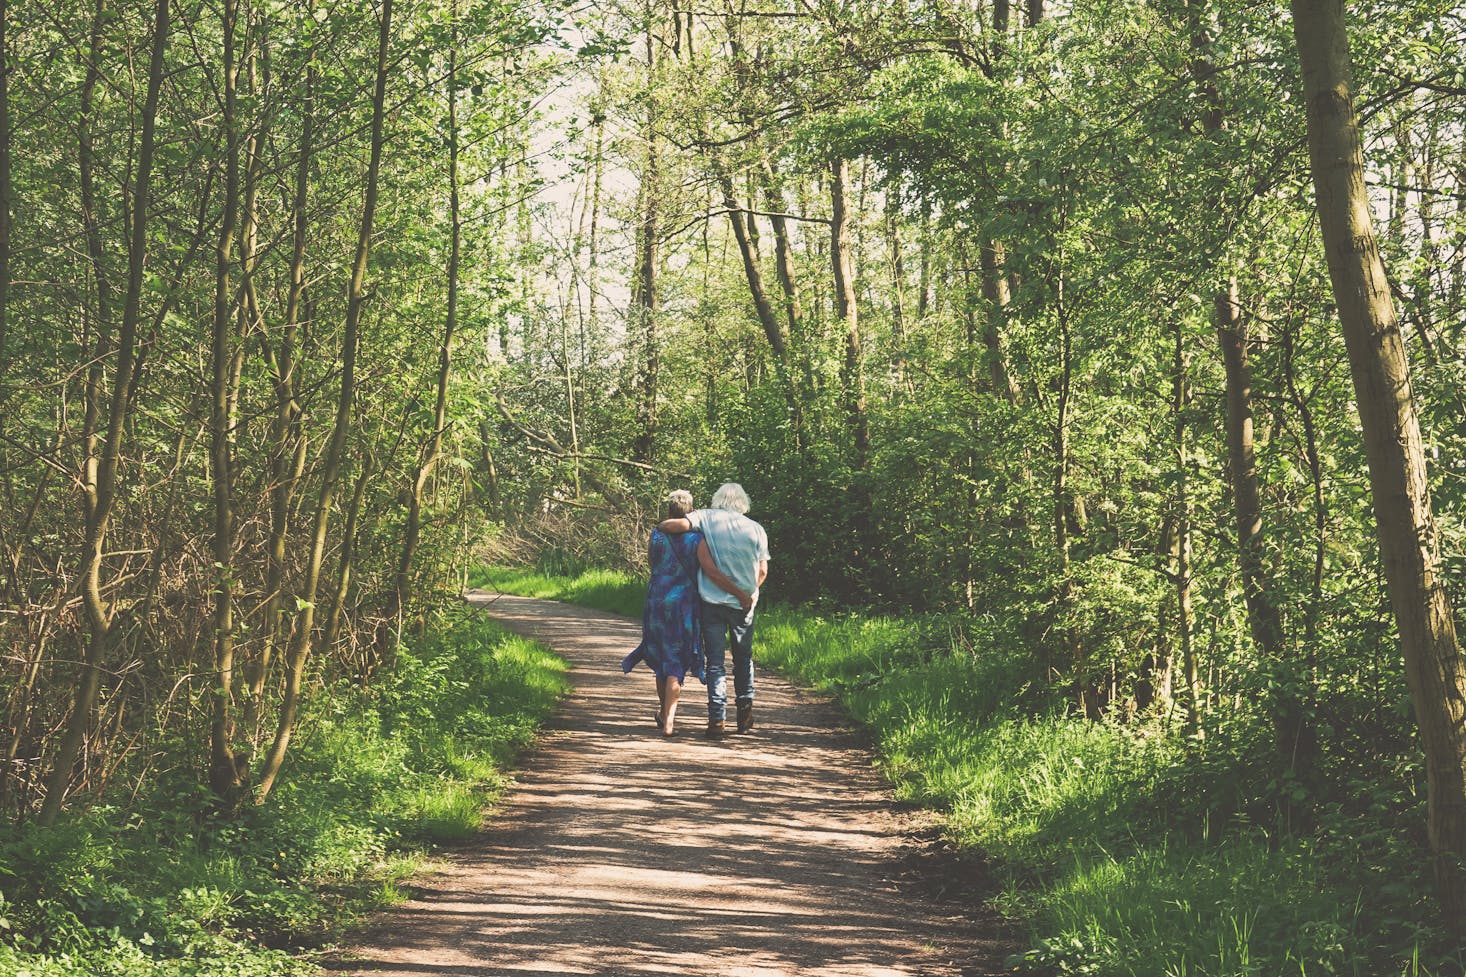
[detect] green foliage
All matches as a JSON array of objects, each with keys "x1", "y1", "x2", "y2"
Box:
[{"x1": 0, "y1": 612, "x2": 568, "y2": 975}]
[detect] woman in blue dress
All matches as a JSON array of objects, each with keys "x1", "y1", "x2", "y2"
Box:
[{"x1": 623, "y1": 490, "x2": 750, "y2": 736}]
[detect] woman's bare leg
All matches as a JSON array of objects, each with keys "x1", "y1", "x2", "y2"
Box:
[
  {"x1": 655, "y1": 675, "x2": 667, "y2": 725},
  {"x1": 662, "y1": 676, "x2": 683, "y2": 735}
]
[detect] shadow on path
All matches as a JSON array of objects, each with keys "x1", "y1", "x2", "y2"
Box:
[{"x1": 328, "y1": 593, "x2": 1008, "y2": 977}]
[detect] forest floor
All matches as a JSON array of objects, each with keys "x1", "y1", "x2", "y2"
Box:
[{"x1": 326, "y1": 592, "x2": 1012, "y2": 977}]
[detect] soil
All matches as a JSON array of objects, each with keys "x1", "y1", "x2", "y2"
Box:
[{"x1": 326, "y1": 593, "x2": 1014, "y2": 977}]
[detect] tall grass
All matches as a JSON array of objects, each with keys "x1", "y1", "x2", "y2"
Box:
[
  {"x1": 0, "y1": 610, "x2": 569, "y2": 976},
  {"x1": 496, "y1": 571, "x2": 1456, "y2": 977}
]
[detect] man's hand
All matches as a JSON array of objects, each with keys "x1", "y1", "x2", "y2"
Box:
[{"x1": 697, "y1": 538, "x2": 752, "y2": 610}]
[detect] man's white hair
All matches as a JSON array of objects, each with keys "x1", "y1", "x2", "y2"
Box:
[{"x1": 710, "y1": 482, "x2": 751, "y2": 514}]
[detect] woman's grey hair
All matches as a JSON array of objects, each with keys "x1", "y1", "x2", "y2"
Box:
[
  {"x1": 710, "y1": 482, "x2": 751, "y2": 514},
  {"x1": 664, "y1": 489, "x2": 694, "y2": 519}
]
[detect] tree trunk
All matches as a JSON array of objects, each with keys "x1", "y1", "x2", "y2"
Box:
[
  {"x1": 208, "y1": 0, "x2": 244, "y2": 805},
  {"x1": 631, "y1": 4, "x2": 659, "y2": 466},
  {"x1": 719, "y1": 169, "x2": 785, "y2": 359},
  {"x1": 251, "y1": 61, "x2": 314, "y2": 731},
  {"x1": 255, "y1": 0, "x2": 393, "y2": 802},
  {"x1": 831, "y1": 158, "x2": 869, "y2": 476},
  {"x1": 0, "y1": 0, "x2": 10, "y2": 383},
  {"x1": 1171, "y1": 317, "x2": 1200, "y2": 730},
  {"x1": 1187, "y1": 0, "x2": 1306, "y2": 770},
  {"x1": 885, "y1": 197, "x2": 907, "y2": 394},
  {"x1": 1280, "y1": 313, "x2": 1326, "y2": 693},
  {"x1": 391, "y1": 19, "x2": 461, "y2": 633},
  {"x1": 979, "y1": 240, "x2": 1020, "y2": 403},
  {"x1": 325, "y1": 454, "x2": 373, "y2": 671},
  {"x1": 1054, "y1": 268, "x2": 1081, "y2": 712},
  {"x1": 1292, "y1": 0, "x2": 1466, "y2": 924},
  {"x1": 761, "y1": 160, "x2": 804, "y2": 344},
  {"x1": 587, "y1": 104, "x2": 603, "y2": 325},
  {"x1": 1215, "y1": 280, "x2": 1307, "y2": 761},
  {"x1": 40, "y1": 0, "x2": 170, "y2": 826}
]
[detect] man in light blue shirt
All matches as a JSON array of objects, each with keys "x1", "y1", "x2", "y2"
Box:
[{"x1": 659, "y1": 482, "x2": 769, "y2": 738}]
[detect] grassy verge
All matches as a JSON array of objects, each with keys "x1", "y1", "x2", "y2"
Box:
[
  {"x1": 0, "y1": 609, "x2": 569, "y2": 977},
  {"x1": 487, "y1": 566, "x2": 1454, "y2": 977},
  {"x1": 469, "y1": 565, "x2": 644, "y2": 618}
]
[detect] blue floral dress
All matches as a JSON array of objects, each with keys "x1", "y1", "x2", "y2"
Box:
[{"x1": 621, "y1": 529, "x2": 705, "y2": 683}]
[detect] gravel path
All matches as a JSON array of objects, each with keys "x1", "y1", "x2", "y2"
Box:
[{"x1": 330, "y1": 593, "x2": 1008, "y2": 977}]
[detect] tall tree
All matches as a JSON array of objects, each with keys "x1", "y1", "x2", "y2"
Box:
[
  {"x1": 256, "y1": 0, "x2": 395, "y2": 802},
  {"x1": 391, "y1": 3, "x2": 464, "y2": 632},
  {"x1": 208, "y1": 0, "x2": 245, "y2": 804},
  {"x1": 40, "y1": 0, "x2": 171, "y2": 825},
  {"x1": 1292, "y1": 0, "x2": 1466, "y2": 923}
]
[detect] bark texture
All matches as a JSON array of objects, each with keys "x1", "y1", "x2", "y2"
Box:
[{"x1": 1292, "y1": 0, "x2": 1466, "y2": 923}]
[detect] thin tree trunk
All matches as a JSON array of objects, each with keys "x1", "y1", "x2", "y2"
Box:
[
  {"x1": 40, "y1": 0, "x2": 170, "y2": 826},
  {"x1": 979, "y1": 240, "x2": 1020, "y2": 403},
  {"x1": 917, "y1": 195, "x2": 932, "y2": 320},
  {"x1": 1187, "y1": 0, "x2": 1305, "y2": 769},
  {"x1": 391, "y1": 18, "x2": 461, "y2": 631},
  {"x1": 719, "y1": 167, "x2": 792, "y2": 372},
  {"x1": 77, "y1": 0, "x2": 114, "y2": 541},
  {"x1": 830, "y1": 158, "x2": 869, "y2": 475},
  {"x1": 1292, "y1": 0, "x2": 1466, "y2": 924},
  {"x1": 1172, "y1": 317, "x2": 1200, "y2": 730},
  {"x1": 1281, "y1": 314, "x2": 1325, "y2": 687},
  {"x1": 0, "y1": 0, "x2": 10, "y2": 383},
  {"x1": 1054, "y1": 267, "x2": 1080, "y2": 713},
  {"x1": 631, "y1": 3, "x2": 658, "y2": 466},
  {"x1": 885, "y1": 197, "x2": 907, "y2": 393},
  {"x1": 251, "y1": 61, "x2": 314, "y2": 727},
  {"x1": 208, "y1": 0, "x2": 244, "y2": 805},
  {"x1": 762, "y1": 163, "x2": 804, "y2": 342},
  {"x1": 255, "y1": 0, "x2": 393, "y2": 802},
  {"x1": 587, "y1": 106, "x2": 604, "y2": 326},
  {"x1": 981, "y1": 0, "x2": 1025, "y2": 405},
  {"x1": 1215, "y1": 280, "x2": 1306, "y2": 762},
  {"x1": 325, "y1": 454, "x2": 373, "y2": 670}
]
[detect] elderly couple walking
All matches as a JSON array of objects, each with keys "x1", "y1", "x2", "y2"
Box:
[{"x1": 621, "y1": 483, "x2": 770, "y2": 739}]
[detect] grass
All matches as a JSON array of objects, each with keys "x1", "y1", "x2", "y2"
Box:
[
  {"x1": 469, "y1": 564, "x2": 645, "y2": 618},
  {"x1": 0, "y1": 609, "x2": 569, "y2": 977},
  {"x1": 489, "y1": 566, "x2": 1458, "y2": 977}
]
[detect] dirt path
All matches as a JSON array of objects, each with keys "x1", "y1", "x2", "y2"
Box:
[{"x1": 330, "y1": 593, "x2": 1009, "y2": 977}]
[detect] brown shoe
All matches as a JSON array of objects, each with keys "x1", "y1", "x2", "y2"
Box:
[
  {"x1": 736, "y1": 702, "x2": 754, "y2": 734},
  {"x1": 704, "y1": 720, "x2": 726, "y2": 740}
]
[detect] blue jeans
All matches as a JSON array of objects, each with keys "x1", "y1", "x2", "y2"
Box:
[{"x1": 702, "y1": 601, "x2": 755, "y2": 722}]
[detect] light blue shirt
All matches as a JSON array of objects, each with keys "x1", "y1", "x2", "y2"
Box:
[{"x1": 685, "y1": 508, "x2": 770, "y2": 609}]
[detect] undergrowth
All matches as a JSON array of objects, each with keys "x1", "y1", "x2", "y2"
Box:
[
  {"x1": 0, "y1": 610, "x2": 568, "y2": 976},
  {"x1": 490, "y1": 566, "x2": 1458, "y2": 977}
]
